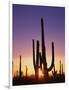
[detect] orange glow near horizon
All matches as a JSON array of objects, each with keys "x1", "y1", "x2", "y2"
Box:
[
  {"x1": 12, "y1": 54, "x2": 65, "y2": 78},
  {"x1": 39, "y1": 68, "x2": 44, "y2": 78}
]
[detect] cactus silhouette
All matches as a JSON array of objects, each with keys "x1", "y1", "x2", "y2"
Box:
[
  {"x1": 32, "y1": 18, "x2": 55, "y2": 79},
  {"x1": 19, "y1": 56, "x2": 22, "y2": 79},
  {"x1": 59, "y1": 60, "x2": 64, "y2": 75},
  {"x1": 32, "y1": 40, "x2": 40, "y2": 78},
  {"x1": 59, "y1": 60, "x2": 61, "y2": 75},
  {"x1": 62, "y1": 64, "x2": 63, "y2": 74},
  {"x1": 26, "y1": 65, "x2": 28, "y2": 77},
  {"x1": 52, "y1": 64, "x2": 57, "y2": 78}
]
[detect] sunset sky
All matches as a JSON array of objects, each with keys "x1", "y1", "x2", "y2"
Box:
[{"x1": 13, "y1": 4, "x2": 65, "y2": 77}]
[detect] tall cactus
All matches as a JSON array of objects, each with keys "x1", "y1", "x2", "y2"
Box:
[
  {"x1": 40, "y1": 18, "x2": 54, "y2": 79},
  {"x1": 40, "y1": 18, "x2": 48, "y2": 79},
  {"x1": 32, "y1": 18, "x2": 55, "y2": 79}
]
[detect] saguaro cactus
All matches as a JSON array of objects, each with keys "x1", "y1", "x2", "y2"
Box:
[
  {"x1": 40, "y1": 18, "x2": 55, "y2": 79},
  {"x1": 32, "y1": 18, "x2": 55, "y2": 80}
]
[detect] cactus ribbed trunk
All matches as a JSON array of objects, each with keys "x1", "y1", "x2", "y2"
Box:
[
  {"x1": 41, "y1": 18, "x2": 48, "y2": 79},
  {"x1": 41, "y1": 18, "x2": 55, "y2": 79}
]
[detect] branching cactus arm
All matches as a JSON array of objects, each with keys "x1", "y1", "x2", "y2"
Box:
[{"x1": 47, "y1": 42, "x2": 54, "y2": 71}]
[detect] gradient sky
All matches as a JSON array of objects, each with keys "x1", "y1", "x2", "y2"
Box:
[{"x1": 13, "y1": 4, "x2": 65, "y2": 77}]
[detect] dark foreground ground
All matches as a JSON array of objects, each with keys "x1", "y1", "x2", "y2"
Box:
[{"x1": 13, "y1": 74, "x2": 65, "y2": 86}]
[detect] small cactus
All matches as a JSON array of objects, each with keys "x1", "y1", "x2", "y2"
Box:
[
  {"x1": 26, "y1": 65, "x2": 28, "y2": 77},
  {"x1": 19, "y1": 56, "x2": 22, "y2": 79}
]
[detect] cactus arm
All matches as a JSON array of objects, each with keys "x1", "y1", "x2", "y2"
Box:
[
  {"x1": 36, "y1": 40, "x2": 40, "y2": 68},
  {"x1": 47, "y1": 42, "x2": 54, "y2": 71},
  {"x1": 32, "y1": 39, "x2": 36, "y2": 69}
]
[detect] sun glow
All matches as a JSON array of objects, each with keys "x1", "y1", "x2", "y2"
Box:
[
  {"x1": 13, "y1": 55, "x2": 65, "y2": 78},
  {"x1": 39, "y1": 68, "x2": 44, "y2": 78}
]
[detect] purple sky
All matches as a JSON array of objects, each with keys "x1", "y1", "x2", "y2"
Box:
[{"x1": 13, "y1": 4, "x2": 65, "y2": 74}]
